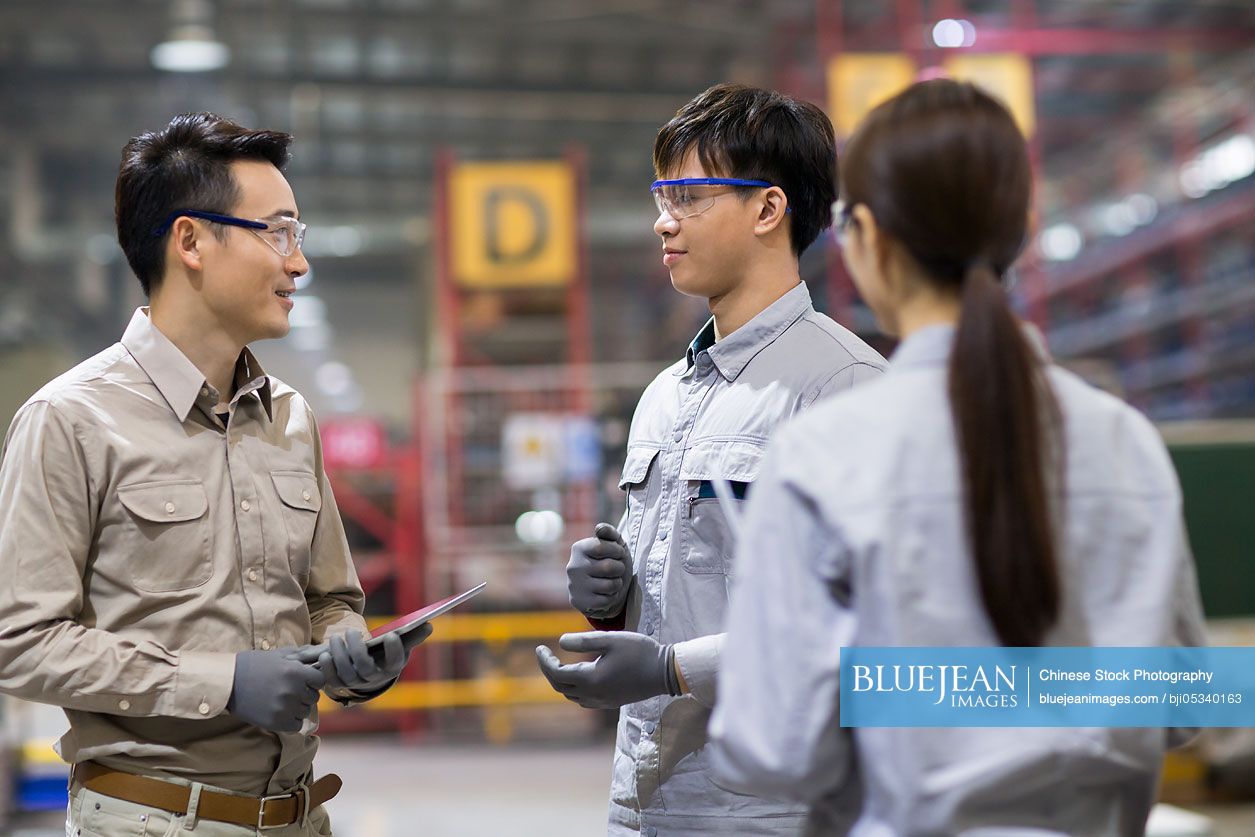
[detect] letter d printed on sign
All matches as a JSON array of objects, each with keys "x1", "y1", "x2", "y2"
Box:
[{"x1": 451, "y1": 161, "x2": 576, "y2": 288}]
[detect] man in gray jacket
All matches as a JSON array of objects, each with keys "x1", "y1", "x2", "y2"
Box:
[{"x1": 537, "y1": 84, "x2": 885, "y2": 835}]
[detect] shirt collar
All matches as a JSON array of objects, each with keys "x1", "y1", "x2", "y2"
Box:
[
  {"x1": 233, "y1": 348, "x2": 273, "y2": 420},
  {"x1": 685, "y1": 319, "x2": 718, "y2": 368},
  {"x1": 120, "y1": 308, "x2": 273, "y2": 423},
  {"x1": 678, "y1": 282, "x2": 814, "y2": 381},
  {"x1": 886, "y1": 324, "x2": 956, "y2": 371},
  {"x1": 888, "y1": 321, "x2": 1052, "y2": 372}
]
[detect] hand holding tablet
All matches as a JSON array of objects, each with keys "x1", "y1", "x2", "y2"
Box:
[{"x1": 292, "y1": 581, "x2": 487, "y2": 666}]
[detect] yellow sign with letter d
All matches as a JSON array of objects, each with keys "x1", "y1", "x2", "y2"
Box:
[{"x1": 451, "y1": 161, "x2": 576, "y2": 288}]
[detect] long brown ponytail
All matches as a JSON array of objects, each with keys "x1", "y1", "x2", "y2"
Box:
[
  {"x1": 951, "y1": 263, "x2": 1061, "y2": 646},
  {"x1": 841, "y1": 80, "x2": 1062, "y2": 646}
]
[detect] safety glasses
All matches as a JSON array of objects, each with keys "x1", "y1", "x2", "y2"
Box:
[
  {"x1": 152, "y1": 210, "x2": 307, "y2": 257},
  {"x1": 650, "y1": 177, "x2": 778, "y2": 220},
  {"x1": 830, "y1": 199, "x2": 854, "y2": 248}
]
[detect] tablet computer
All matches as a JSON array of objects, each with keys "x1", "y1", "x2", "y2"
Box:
[
  {"x1": 366, "y1": 581, "x2": 487, "y2": 648},
  {"x1": 295, "y1": 581, "x2": 486, "y2": 664}
]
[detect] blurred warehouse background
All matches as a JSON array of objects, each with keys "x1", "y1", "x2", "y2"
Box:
[{"x1": 0, "y1": 1, "x2": 1252, "y2": 834}]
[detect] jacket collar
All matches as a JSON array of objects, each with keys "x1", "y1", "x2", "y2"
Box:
[{"x1": 678, "y1": 282, "x2": 814, "y2": 382}]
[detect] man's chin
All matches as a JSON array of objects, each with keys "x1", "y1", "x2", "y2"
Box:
[
  {"x1": 257, "y1": 319, "x2": 292, "y2": 342},
  {"x1": 672, "y1": 280, "x2": 732, "y2": 306},
  {"x1": 668, "y1": 270, "x2": 711, "y2": 300}
]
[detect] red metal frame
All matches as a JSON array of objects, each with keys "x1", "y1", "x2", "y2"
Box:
[{"x1": 968, "y1": 28, "x2": 1255, "y2": 56}]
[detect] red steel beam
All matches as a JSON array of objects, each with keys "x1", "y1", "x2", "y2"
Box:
[{"x1": 964, "y1": 28, "x2": 1255, "y2": 55}]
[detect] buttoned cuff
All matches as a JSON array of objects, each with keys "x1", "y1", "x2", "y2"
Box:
[
  {"x1": 672, "y1": 633, "x2": 725, "y2": 708},
  {"x1": 171, "y1": 650, "x2": 236, "y2": 720}
]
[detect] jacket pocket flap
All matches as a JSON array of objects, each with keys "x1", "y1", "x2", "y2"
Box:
[
  {"x1": 117, "y1": 480, "x2": 208, "y2": 523},
  {"x1": 679, "y1": 439, "x2": 765, "y2": 483},
  {"x1": 271, "y1": 471, "x2": 321, "y2": 512},
  {"x1": 618, "y1": 447, "x2": 660, "y2": 490}
]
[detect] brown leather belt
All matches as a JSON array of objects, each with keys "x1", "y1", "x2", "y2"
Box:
[{"x1": 74, "y1": 762, "x2": 343, "y2": 830}]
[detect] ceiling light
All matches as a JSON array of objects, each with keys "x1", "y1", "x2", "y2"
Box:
[
  {"x1": 1039, "y1": 223, "x2": 1083, "y2": 262},
  {"x1": 932, "y1": 20, "x2": 965, "y2": 48},
  {"x1": 932, "y1": 19, "x2": 976, "y2": 49},
  {"x1": 151, "y1": 0, "x2": 230, "y2": 73}
]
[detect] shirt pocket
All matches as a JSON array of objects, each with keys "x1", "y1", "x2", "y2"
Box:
[
  {"x1": 115, "y1": 479, "x2": 211, "y2": 593},
  {"x1": 618, "y1": 446, "x2": 659, "y2": 551},
  {"x1": 678, "y1": 440, "x2": 764, "y2": 575},
  {"x1": 271, "y1": 470, "x2": 321, "y2": 583}
]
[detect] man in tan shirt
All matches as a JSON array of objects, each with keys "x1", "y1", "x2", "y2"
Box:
[{"x1": 0, "y1": 113, "x2": 423, "y2": 835}]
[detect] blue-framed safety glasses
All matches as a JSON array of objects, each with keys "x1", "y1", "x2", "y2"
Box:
[
  {"x1": 152, "y1": 209, "x2": 307, "y2": 257},
  {"x1": 650, "y1": 177, "x2": 784, "y2": 219}
]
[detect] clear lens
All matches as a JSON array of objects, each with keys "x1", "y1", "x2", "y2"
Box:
[
  {"x1": 255, "y1": 218, "x2": 306, "y2": 256},
  {"x1": 270, "y1": 225, "x2": 292, "y2": 255},
  {"x1": 652, "y1": 184, "x2": 719, "y2": 220},
  {"x1": 831, "y1": 200, "x2": 852, "y2": 247}
]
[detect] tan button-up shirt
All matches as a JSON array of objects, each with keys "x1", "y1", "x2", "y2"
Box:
[{"x1": 0, "y1": 309, "x2": 367, "y2": 795}]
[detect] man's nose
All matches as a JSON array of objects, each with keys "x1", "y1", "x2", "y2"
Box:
[
  {"x1": 288, "y1": 246, "x2": 309, "y2": 277},
  {"x1": 654, "y1": 210, "x2": 679, "y2": 236}
]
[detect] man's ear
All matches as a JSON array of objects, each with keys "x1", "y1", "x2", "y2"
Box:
[
  {"x1": 170, "y1": 216, "x2": 205, "y2": 273},
  {"x1": 753, "y1": 186, "x2": 789, "y2": 237}
]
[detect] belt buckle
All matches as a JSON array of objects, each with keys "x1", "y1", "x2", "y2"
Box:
[{"x1": 256, "y1": 791, "x2": 296, "y2": 831}]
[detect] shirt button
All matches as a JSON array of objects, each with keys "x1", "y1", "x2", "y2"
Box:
[
  {"x1": 198, "y1": 702, "x2": 210, "y2": 715},
  {"x1": 643, "y1": 721, "x2": 657, "y2": 735},
  {"x1": 641, "y1": 619, "x2": 654, "y2": 635},
  {"x1": 164, "y1": 502, "x2": 176, "y2": 514},
  {"x1": 672, "y1": 429, "x2": 684, "y2": 442},
  {"x1": 118, "y1": 699, "x2": 131, "y2": 711},
  {"x1": 240, "y1": 499, "x2": 251, "y2": 512},
  {"x1": 657, "y1": 529, "x2": 667, "y2": 541},
  {"x1": 200, "y1": 387, "x2": 209, "y2": 397},
  {"x1": 260, "y1": 639, "x2": 272, "y2": 650},
  {"x1": 644, "y1": 827, "x2": 658, "y2": 837},
  {"x1": 301, "y1": 490, "x2": 312, "y2": 502},
  {"x1": 247, "y1": 568, "x2": 258, "y2": 582}
]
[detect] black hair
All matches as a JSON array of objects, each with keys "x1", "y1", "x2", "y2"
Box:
[
  {"x1": 115, "y1": 112, "x2": 292, "y2": 295},
  {"x1": 654, "y1": 83, "x2": 837, "y2": 255}
]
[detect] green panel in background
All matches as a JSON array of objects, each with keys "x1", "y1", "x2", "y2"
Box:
[{"x1": 1165, "y1": 423, "x2": 1255, "y2": 619}]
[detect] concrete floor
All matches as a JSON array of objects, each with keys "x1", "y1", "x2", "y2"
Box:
[
  {"x1": 9, "y1": 737, "x2": 1255, "y2": 836},
  {"x1": 315, "y1": 739, "x2": 612, "y2": 837}
]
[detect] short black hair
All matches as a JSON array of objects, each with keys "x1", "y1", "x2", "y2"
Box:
[
  {"x1": 653, "y1": 83, "x2": 837, "y2": 256},
  {"x1": 115, "y1": 113, "x2": 292, "y2": 295}
]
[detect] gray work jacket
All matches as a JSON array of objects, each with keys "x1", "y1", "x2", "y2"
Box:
[
  {"x1": 607, "y1": 282, "x2": 886, "y2": 835},
  {"x1": 711, "y1": 324, "x2": 1208, "y2": 836}
]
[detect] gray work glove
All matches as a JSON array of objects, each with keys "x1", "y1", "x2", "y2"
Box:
[
  {"x1": 566, "y1": 523, "x2": 632, "y2": 620},
  {"x1": 535, "y1": 631, "x2": 680, "y2": 709},
  {"x1": 316, "y1": 626, "x2": 431, "y2": 699},
  {"x1": 227, "y1": 648, "x2": 325, "y2": 733}
]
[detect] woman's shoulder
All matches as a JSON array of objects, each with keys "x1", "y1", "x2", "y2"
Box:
[{"x1": 1048, "y1": 365, "x2": 1178, "y2": 493}]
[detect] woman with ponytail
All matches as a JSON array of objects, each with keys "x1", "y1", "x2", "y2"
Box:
[{"x1": 708, "y1": 79, "x2": 1206, "y2": 835}]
